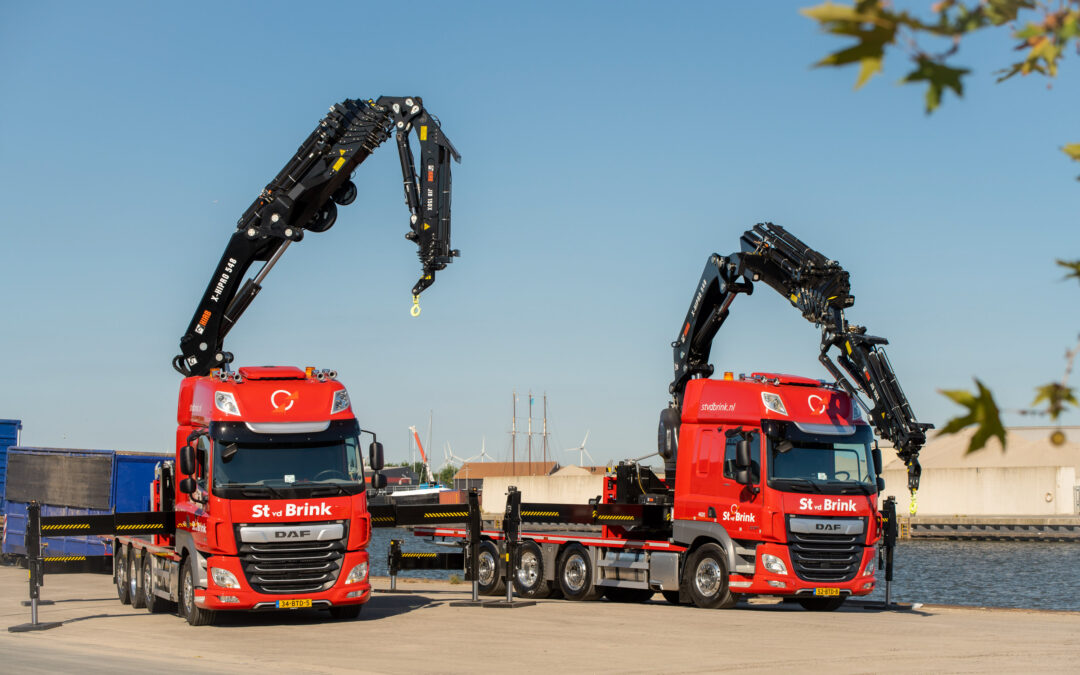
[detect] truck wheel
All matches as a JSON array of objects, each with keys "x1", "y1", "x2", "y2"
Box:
[
  {"x1": 797, "y1": 596, "x2": 846, "y2": 612},
  {"x1": 115, "y1": 544, "x2": 131, "y2": 605},
  {"x1": 329, "y1": 605, "x2": 362, "y2": 620},
  {"x1": 686, "y1": 543, "x2": 736, "y2": 609},
  {"x1": 477, "y1": 541, "x2": 505, "y2": 596},
  {"x1": 128, "y1": 550, "x2": 145, "y2": 609},
  {"x1": 142, "y1": 554, "x2": 168, "y2": 613},
  {"x1": 556, "y1": 544, "x2": 603, "y2": 601},
  {"x1": 180, "y1": 556, "x2": 217, "y2": 626},
  {"x1": 603, "y1": 586, "x2": 655, "y2": 603},
  {"x1": 513, "y1": 541, "x2": 554, "y2": 599}
]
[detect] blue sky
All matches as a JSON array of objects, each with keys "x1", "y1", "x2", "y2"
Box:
[{"x1": 2, "y1": 1, "x2": 1077, "y2": 467}]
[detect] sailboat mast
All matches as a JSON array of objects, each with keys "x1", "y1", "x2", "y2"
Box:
[
  {"x1": 542, "y1": 393, "x2": 548, "y2": 465},
  {"x1": 528, "y1": 390, "x2": 533, "y2": 467},
  {"x1": 511, "y1": 390, "x2": 517, "y2": 474}
]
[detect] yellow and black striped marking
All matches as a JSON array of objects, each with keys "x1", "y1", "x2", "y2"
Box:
[
  {"x1": 401, "y1": 552, "x2": 438, "y2": 558},
  {"x1": 116, "y1": 523, "x2": 162, "y2": 531},
  {"x1": 43, "y1": 556, "x2": 87, "y2": 562},
  {"x1": 425, "y1": 511, "x2": 467, "y2": 519},
  {"x1": 42, "y1": 523, "x2": 90, "y2": 530},
  {"x1": 597, "y1": 514, "x2": 635, "y2": 522},
  {"x1": 521, "y1": 510, "x2": 559, "y2": 518}
]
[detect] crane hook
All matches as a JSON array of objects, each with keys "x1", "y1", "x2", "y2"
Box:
[{"x1": 410, "y1": 295, "x2": 421, "y2": 317}]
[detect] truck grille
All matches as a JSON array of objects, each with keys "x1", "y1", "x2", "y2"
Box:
[
  {"x1": 236, "y1": 524, "x2": 347, "y2": 594},
  {"x1": 787, "y1": 519, "x2": 865, "y2": 583}
]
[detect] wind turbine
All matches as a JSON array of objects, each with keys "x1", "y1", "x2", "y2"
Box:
[{"x1": 564, "y1": 431, "x2": 594, "y2": 466}]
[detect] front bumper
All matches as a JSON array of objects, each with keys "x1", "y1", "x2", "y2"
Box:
[
  {"x1": 194, "y1": 549, "x2": 371, "y2": 611},
  {"x1": 727, "y1": 542, "x2": 877, "y2": 597}
]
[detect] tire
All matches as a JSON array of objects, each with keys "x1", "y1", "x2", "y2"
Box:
[
  {"x1": 685, "y1": 543, "x2": 736, "y2": 609},
  {"x1": 797, "y1": 596, "x2": 846, "y2": 612},
  {"x1": 329, "y1": 605, "x2": 362, "y2": 620},
  {"x1": 128, "y1": 550, "x2": 145, "y2": 609},
  {"x1": 662, "y1": 590, "x2": 682, "y2": 605},
  {"x1": 603, "y1": 586, "x2": 655, "y2": 603},
  {"x1": 115, "y1": 543, "x2": 131, "y2": 605},
  {"x1": 180, "y1": 556, "x2": 217, "y2": 626},
  {"x1": 476, "y1": 541, "x2": 506, "y2": 596},
  {"x1": 512, "y1": 541, "x2": 555, "y2": 599},
  {"x1": 142, "y1": 554, "x2": 169, "y2": 613},
  {"x1": 556, "y1": 544, "x2": 603, "y2": 601},
  {"x1": 306, "y1": 200, "x2": 337, "y2": 232}
]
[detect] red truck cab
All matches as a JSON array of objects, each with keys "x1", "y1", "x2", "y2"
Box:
[
  {"x1": 670, "y1": 372, "x2": 880, "y2": 605},
  {"x1": 116, "y1": 365, "x2": 382, "y2": 624}
]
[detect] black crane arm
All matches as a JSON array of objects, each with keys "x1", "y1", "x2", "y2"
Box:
[
  {"x1": 667, "y1": 223, "x2": 932, "y2": 490},
  {"x1": 173, "y1": 97, "x2": 461, "y2": 377}
]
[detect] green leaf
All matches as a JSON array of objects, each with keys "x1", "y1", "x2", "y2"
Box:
[
  {"x1": 1033, "y1": 382, "x2": 1078, "y2": 420},
  {"x1": 801, "y1": 2, "x2": 887, "y2": 25},
  {"x1": 902, "y1": 56, "x2": 970, "y2": 113},
  {"x1": 984, "y1": 0, "x2": 1035, "y2": 26},
  {"x1": 1057, "y1": 259, "x2": 1080, "y2": 283},
  {"x1": 1063, "y1": 144, "x2": 1080, "y2": 161},
  {"x1": 938, "y1": 379, "x2": 1006, "y2": 453}
]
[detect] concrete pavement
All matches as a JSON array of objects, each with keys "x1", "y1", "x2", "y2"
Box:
[{"x1": 2, "y1": 565, "x2": 1078, "y2": 673}]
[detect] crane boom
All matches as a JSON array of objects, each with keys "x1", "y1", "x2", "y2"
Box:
[
  {"x1": 668, "y1": 223, "x2": 932, "y2": 491},
  {"x1": 174, "y1": 96, "x2": 461, "y2": 377}
]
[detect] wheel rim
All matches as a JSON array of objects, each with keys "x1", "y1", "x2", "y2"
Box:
[
  {"x1": 143, "y1": 559, "x2": 153, "y2": 603},
  {"x1": 478, "y1": 551, "x2": 496, "y2": 587},
  {"x1": 563, "y1": 553, "x2": 587, "y2": 593},
  {"x1": 182, "y1": 565, "x2": 193, "y2": 616},
  {"x1": 694, "y1": 558, "x2": 722, "y2": 598},
  {"x1": 128, "y1": 555, "x2": 138, "y2": 599},
  {"x1": 517, "y1": 550, "x2": 540, "y2": 589},
  {"x1": 116, "y1": 555, "x2": 126, "y2": 590}
]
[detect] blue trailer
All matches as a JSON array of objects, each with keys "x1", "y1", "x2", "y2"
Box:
[
  {"x1": 0, "y1": 419, "x2": 21, "y2": 506},
  {"x1": 2, "y1": 446, "x2": 167, "y2": 563}
]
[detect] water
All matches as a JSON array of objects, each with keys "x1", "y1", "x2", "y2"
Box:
[
  {"x1": 368, "y1": 527, "x2": 458, "y2": 580},
  {"x1": 864, "y1": 539, "x2": 1080, "y2": 611}
]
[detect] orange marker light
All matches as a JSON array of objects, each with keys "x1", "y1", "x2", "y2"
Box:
[{"x1": 723, "y1": 372, "x2": 734, "y2": 380}]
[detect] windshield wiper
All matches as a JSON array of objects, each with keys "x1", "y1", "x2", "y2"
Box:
[
  {"x1": 230, "y1": 483, "x2": 287, "y2": 499},
  {"x1": 825, "y1": 481, "x2": 874, "y2": 495},
  {"x1": 774, "y1": 477, "x2": 823, "y2": 493},
  {"x1": 308, "y1": 484, "x2": 349, "y2": 496}
]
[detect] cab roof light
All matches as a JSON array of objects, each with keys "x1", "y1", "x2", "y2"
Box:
[{"x1": 723, "y1": 371, "x2": 734, "y2": 380}]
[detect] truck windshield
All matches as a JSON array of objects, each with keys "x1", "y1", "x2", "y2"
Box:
[
  {"x1": 767, "y1": 425, "x2": 875, "y2": 495},
  {"x1": 211, "y1": 436, "x2": 366, "y2": 498}
]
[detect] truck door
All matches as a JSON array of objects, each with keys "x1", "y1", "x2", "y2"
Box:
[{"x1": 718, "y1": 428, "x2": 763, "y2": 536}]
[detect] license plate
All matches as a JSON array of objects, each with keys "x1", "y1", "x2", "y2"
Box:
[
  {"x1": 276, "y1": 598, "x2": 312, "y2": 609},
  {"x1": 814, "y1": 587, "x2": 840, "y2": 597}
]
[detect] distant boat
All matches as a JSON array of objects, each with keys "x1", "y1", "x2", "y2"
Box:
[{"x1": 367, "y1": 483, "x2": 450, "y2": 506}]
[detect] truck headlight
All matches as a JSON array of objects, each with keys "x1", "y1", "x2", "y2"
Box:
[
  {"x1": 762, "y1": 553, "x2": 788, "y2": 576},
  {"x1": 331, "y1": 389, "x2": 351, "y2": 415},
  {"x1": 215, "y1": 391, "x2": 241, "y2": 416},
  {"x1": 863, "y1": 557, "x2": 876, "y2": 576},
  {"x1": 761, "y1": 392, "x2": 788, "y2": 416},
  {"x1": 211, "y1": 567, "x2": 240, "y2": 589},
  {"x1": 345, "y1": 561, "x2": 369, "y2": 584}
]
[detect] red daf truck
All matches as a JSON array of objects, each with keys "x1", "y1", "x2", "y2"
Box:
[
  {"x1": 109, "y1": 95, "x2": 460, "y2": 625},
  {"x1": 114, "y1": 366, "x2": 384, "y2": 623},
  {"x1": 418, "y1": 224, "x2": 929, "y2": 611}
]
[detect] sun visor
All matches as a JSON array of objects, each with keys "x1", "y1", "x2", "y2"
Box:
[{"x1": 210, "y1": 418, "x2": 358, "y2": 444}]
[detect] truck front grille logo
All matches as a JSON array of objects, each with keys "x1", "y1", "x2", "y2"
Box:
[
  {"x1": 815, "y1": 523, "x2": 842, "y2": 531},
  {"x1": 271, "y1": 389, "x2": 298, "y2": 412},
  {"x1": 275, "y1": 530, "x2": 312, "y2": 539}
]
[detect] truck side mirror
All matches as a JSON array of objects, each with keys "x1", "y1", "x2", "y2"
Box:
[
  {"x1": 872, "y1": 446, "x2": 883, "y2": 476},
  {"x1": 657, "y1": 408, "x2": 680, "y2": 460},
  {"x1": 179, "y1": 476, "x2": 197, "y2": 494},
  {"x1": 735, "y1": 439, "x2": 751, "y2": 469},
  {"x1": 734, "y1": 439, "x2": 753, "y2": 485},
  {"x1": 371, "y1": 473, "x2": 387, "y2": 490},
  {"x1": 179, "y1": 444, "x2": 197, "y2": 476},
  {"x1": 877, "y1": 477, "x2": 886, "y2": 492},
  {"x1": 369, "y1": 442, "x2": 385, "y2": 471}
]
